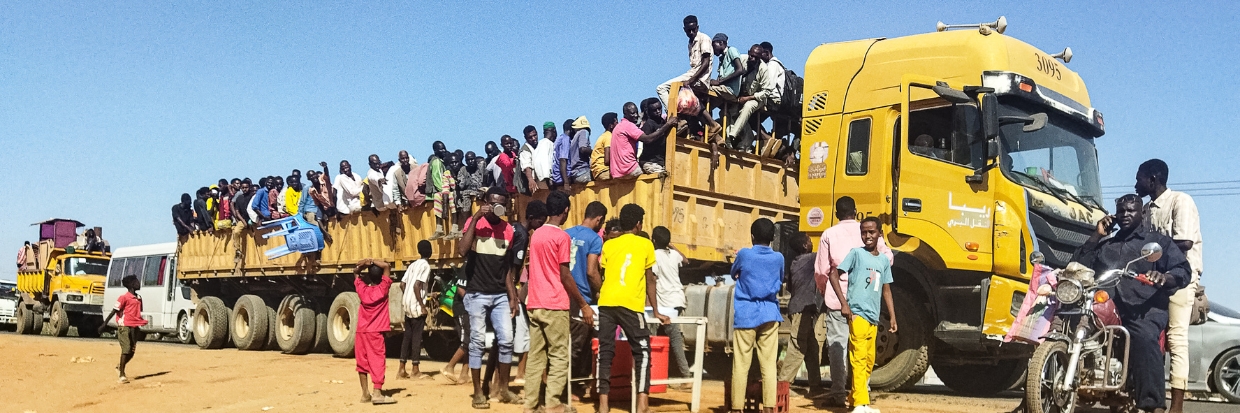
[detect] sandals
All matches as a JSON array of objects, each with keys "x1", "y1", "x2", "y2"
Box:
[
  {"x1": 496, "y1": 390, "x2": 523, "y2": 405},
  {"x1": 472, "y1": 393, "x2": 491, "y2": 409},
  {"x1": 442, "y1": 367, "x2": 464, "y2": 385}
]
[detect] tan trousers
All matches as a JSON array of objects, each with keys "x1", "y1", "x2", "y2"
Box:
[
  {"x1": 525, "y1": 309, "x2": 570, "y2": 410},
  {"x1": 731, "y1": 321, "x2": 780, "y2": 409},
  {"x1": 1167, "y1": 274, "x2": 1199, "y2": 390}
]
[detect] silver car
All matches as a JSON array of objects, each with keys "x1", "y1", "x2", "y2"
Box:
[{"x1": 1179, "y1": 301, "x2": 1240, "y2": 403}]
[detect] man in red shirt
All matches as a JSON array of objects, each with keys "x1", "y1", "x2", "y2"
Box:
[
  {"x1": 524, "y1": 192, "x2": 594, "y2": 413},
  {"x1": 353, "y1": 259, "x2": 396, "y2": 405},
  {"x1": 100, "y1": 275, "x2": 148, "y2": 384}
]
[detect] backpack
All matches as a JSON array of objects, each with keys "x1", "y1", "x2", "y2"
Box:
[{"x1": 779, "y1": 69, "x2": 804, "y2": 116}]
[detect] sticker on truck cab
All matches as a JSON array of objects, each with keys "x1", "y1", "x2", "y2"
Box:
[{"x1": 807, "y1": 142, "x2": 829, "y2": 180}]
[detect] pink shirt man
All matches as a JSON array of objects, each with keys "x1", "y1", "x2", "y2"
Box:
[
  {"x1": 814, "y1": 219, "x2": 893, "y2": 310},
  {"x1": 526, "y1": 224, "x2": 572, "y2": 310},
  {"x1": 609, "y1": 118, "x2": 643, "y2": 178}
]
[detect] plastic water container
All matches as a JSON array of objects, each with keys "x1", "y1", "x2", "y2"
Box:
[{"x1": 592, "y1": 335, "x2": 669, "y2": 400}]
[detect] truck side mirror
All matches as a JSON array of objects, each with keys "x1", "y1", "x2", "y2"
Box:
[{"x1": 981, "y1": 93, "x2": 1000, "y2": 140}]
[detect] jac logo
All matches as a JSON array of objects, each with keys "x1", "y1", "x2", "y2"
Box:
[{"x1": 1035, "y1": 53, "x2": 1062, "y2": 80}]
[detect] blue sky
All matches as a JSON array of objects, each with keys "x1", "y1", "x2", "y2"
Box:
[{"x1": 2, "y1": 1, "x2": 1238, "y2": 306}]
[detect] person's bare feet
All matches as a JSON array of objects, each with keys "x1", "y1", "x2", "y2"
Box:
[{"x1": 597, "y1": 394, "x2": 609, "y2": 413}]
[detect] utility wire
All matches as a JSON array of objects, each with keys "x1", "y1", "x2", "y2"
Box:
[{"x1": 1102, "y1": 180, "x2": 1240, "y2": 189}]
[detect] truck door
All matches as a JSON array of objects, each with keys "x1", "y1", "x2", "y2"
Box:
[
  {"x1": 831, "y1": 110, "x2": 894, "y2": 226},
  {"x1": 895, "y1": 77, "x2": 992, "y2": 272},
  {"x1": 162, "y1": 254, "x2": 179, "y2": 326},
  {"x1": 140, "y1": 255, "x2": 168, "y2": 328}
]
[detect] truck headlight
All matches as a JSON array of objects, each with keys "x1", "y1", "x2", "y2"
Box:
[
  {"x1": 65, "y1": 294, "x2": 84, "y2": 302},
  {"x1": 1055, "y1": 280, "x2": 1083, "y2": 304}
]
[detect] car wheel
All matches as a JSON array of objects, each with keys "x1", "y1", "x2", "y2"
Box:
[
  {"x1": 177, "y1": 312, "x2": 195, "y2": 345},
  {"x1": 1211, "y1": 348, "x2": 1240, "y2": 403}
]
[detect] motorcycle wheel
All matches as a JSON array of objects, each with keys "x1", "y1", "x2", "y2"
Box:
[{"x1": 1025, "y1": 340, "x2": 1077, "y2": 413}]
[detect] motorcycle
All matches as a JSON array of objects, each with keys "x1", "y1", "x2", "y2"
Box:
[{"x1": 1024, "y1": 242, "x2": 1164, "y2": 413}]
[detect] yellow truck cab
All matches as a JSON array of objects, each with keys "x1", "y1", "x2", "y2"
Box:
[
  {"x1": 14, "y1": 219, "x2": 111, "y2": 337},
  {"x1": 799, "y1": 20, "x2": 1107, "y2": 393}
]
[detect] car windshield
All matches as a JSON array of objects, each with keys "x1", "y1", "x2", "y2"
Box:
[
  {"x1": 65, "y1": 257, "x2": 110, "y2": 275},
  {"x1": 998, "y1": 98, "x2": 1103, "y2": 207}
]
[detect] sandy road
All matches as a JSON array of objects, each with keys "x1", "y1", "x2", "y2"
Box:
[{"x1": 0, "y1": 332, "x2": 1230, "y2": 413}]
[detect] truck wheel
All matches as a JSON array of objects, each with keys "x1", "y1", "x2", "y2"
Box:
[
  {"x1": 264, "y1": 299, "x2": 279, "y2": 350},
  {"x1": 932, "y1": 358, "x2": 1025, "y2": 396},
  {"x1": 328, "y1": 292, "x2": 360, "y2": 358},
  {"x1": 48, "y1": 302, "x2": 71, "y2": 337},
  {"x1": 176, "y1": 312, "x2": 195, "y2": 345},
  {"x1": 870, "y1": 287, "x2": 930, "y2": 391},
  {"x1": 423, "y1": 330, "x2": 460, "y2": 361},
  {"x1": 194, "y1": 296, "x2": 230, "y2": 349},
  {"x1": 275, "y1": 295, "x2": 317, "y2": 355},
  {"x1": 231, "y1": 295, "x2": 271, "y2": 350},
  {"x1": 15, "y1": 305, "x2": 37, "y2": 335},
  {"x1": 312, "y1": 299, "x2": 330, "y2": 354},
  {"x1": 75, "y1": 315, "x2": 103, "y2": 338}
]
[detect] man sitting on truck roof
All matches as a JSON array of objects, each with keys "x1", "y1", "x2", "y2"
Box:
[
  {"x1": 656, "y1": 15, "x2": 713, "y2": 115},
  {"x1": 551, "y1": 118, "x2": 574, "y2": 190},
  {"x1": 518, "y1": 125, "x2": 541, "y2": 195},
  {"x1": 366, "y1": 154, "x2": 396, "y2": 212},
  {"x1": 639, "y1": 98, "x2": 673, "y2": 176},
  {"x1": 428, "y1": 141, "x2": 458, "y2": 240},
  {"x1": 727, "y1": 44, "x2": 779, "y2": 152}
]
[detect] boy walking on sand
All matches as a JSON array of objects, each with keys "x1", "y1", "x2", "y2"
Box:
[
  {"x1": 729, "y1": 219, "x2": 784, "y2": 413},
  {"x1": 354, "y1": 258, "x2": 397, "y2": 405},
  {"x1": 399, "y1": 240, "x2": 434, "y2": 380},
  {"x1": 596, "y1": 204, "x2": 671, "y2": 413},
  {"x1": 100, "y1": 275, "x2": 146, "y2": 384},
  {"x1": 829, "y1": 218, "x2": 897, "y2": 413}
]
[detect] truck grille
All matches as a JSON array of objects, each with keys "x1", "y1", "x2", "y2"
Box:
[
  {"x1": 1028, "y1": 209, "x2": 1094, "y2": 268},
  {"x1": 90, "y1": 284, "x2": 105, "y2": 295}
]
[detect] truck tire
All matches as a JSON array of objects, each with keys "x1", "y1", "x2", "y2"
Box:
[
  {"x1": 264, "y1": 299, "x2": 279, "y2": 350},
  {"x1": 48, "y1": 302, "x2": 71, "y2": 337},
  {"x1": 231, "y1": 295, "x2": 270, "y2": 351},
  {"x1": 328, "y1": 292, "x2": 360, "y2": 358},
  {"x1": 275, "y1": 295, "x2": 317, "y2": 355},
  {"x1": 869, "y1": 287, "x2": 930, "y2": 391},
  {"x1": 194, "y1": 296, "x2": 230, "y2": 349},
  {"x1": 15, "y1": 305, "x2": 37, "y2": 335},
  {"x1": 932, "y1": 358, "x2": 1025, "y2": 396},
  {"x1": 312, "y1": 299, "x2": 330, "y2": 354},
  {"x1": 176, "y1": 312, "x2": 195, "y2": 345},
  {"x1": 75, "y1": 315, "x2": 103, "y2": 338}
]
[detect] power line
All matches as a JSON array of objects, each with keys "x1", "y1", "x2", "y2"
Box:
[
  {"x1": 1102, "y1": 180, "x2": 1240, "y2": 189},
  {"x1": 1103, "y1": 187, "x2": 1240, "y2": 196}
]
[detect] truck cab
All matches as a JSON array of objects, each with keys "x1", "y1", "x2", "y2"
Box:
[
  {"x1": 14, "y1": 219, "x2": 111, "y2": 337},
  {"x1": 799, "y1": 23, "x2": 1106, "y2": 393}
]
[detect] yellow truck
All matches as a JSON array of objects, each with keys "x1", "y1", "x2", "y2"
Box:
[
  {"x1": 15, "y1": 219, "x2": 112, "y2": 337},
  {"x1": 177, "y1": 18, "x2": 1106, "y2": 396}
]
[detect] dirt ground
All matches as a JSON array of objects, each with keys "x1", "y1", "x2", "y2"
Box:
[{"x1": 5, "y1": 332, "x2": 1229, "y2": 413}]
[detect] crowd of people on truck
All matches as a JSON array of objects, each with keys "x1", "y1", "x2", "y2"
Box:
[
  {"x1": 145, "y1": 13, "x2": 1204, "y2": 413},
  {"x1": 169, "y1": 15, "x2": 804, "y2": 245}
]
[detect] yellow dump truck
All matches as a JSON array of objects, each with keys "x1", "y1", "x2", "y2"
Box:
[
  {"x1": 178, "y1": 18, "x2": 1105, "y2": 396},
  {"x1": 15, "y1": 219, "x2": 112, "y2": 337}
]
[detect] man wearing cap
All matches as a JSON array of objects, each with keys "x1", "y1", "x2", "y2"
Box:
[
  {"x1": 567, "y1": 116, "x2": 593, "y2": 188},
  {"x1": 534, "y1": 122, "x2": 558, "y2": 190},
  {"x1": 710, "y1": 33, "x2": 745, "y2": 102}
]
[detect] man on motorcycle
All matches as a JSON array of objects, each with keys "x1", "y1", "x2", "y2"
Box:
[{"x1": 1071, "y1": 194, "x2": 1191, "y2": 413}]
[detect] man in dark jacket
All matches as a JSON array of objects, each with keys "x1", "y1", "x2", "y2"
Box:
[{"x1": 1072, "y1": 194, "x2": 1190, "y2": 413}]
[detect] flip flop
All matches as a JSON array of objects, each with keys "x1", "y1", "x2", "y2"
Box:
[
  {"x1": 472, "y1": 394, "x2": 491, "y2": 409},
  {"x1": 415, "y1": 373, "x2": 433, "y2": 380}
]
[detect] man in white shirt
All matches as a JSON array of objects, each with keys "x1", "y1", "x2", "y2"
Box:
[
  {"x1": 534, "y1": 122, "x2": 557, "y2": 186},
  {"x1": 656, "y1": 15, "x2": 713, "y2": 109},
  {"x1": 333, "y1": 160, "x2": 364, "y2": 215},
  {"x1": 1134, "y1": 159, "x2": 1202, "y2": 413},
  {"x1": 651, "y1": 226, "x2": 691, "y2": 380},
  {"x1": 398, "y1": 240, "x2": 433, "y2": 380},
  {"x1": 366, "y1": 154, "x2": 396, "y2": 211},
  {"x1": 759, "y1": 42, "x2": 785, "y2": 109}
]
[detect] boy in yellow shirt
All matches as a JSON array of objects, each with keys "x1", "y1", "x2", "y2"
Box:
[{"x1": 595, "y1": 204, "x2": 672, "y2": 413}]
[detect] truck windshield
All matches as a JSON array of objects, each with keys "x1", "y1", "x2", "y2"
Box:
[
  {"x1": 997, "y1": 98, "x2": 1103, "y2": 208},
  {"x1": 65, "y1": 257, "x2": 110, "y2": 276}
]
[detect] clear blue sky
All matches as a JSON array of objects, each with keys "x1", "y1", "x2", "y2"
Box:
[{"x1": 2, "y1": 1, "x2": 1238, "y2": 306}]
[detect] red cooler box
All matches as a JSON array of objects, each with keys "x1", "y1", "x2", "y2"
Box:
[{"x1": 592, "y1": 335, "x2": 669, "y2": 400}]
